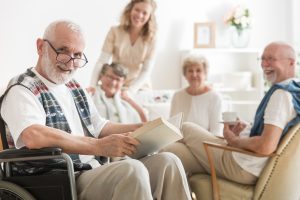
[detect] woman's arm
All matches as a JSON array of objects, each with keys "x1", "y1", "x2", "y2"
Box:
[
  {"x1": 121, "y1": 91, "x2": 148, "y2": 122},
  {"x1": 90, "y1": 52, "x2": 111, "y2": 86},
  {"x1": 90, "y1": 27, "x2": 115, "y2": 86}
]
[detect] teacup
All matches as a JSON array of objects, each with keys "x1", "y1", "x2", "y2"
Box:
[{"x1": 222, "y1": 111, "x2": 237, "y2": 123}]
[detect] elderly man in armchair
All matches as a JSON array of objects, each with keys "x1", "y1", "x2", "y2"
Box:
[{"x1": 163, "y1": 41, "x2": 300, "y2": 186}]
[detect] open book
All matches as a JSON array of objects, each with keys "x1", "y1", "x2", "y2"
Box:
[{"x1": 130, "y1": 113, "x2": 183, "y2": 159}]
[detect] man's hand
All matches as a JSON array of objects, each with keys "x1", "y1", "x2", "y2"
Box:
[
  {"x1": 223, "y1": 121, "x2": 246, "y2": 146},
  {"x1": 227, "y1": 120, "x2": 247, "y2": 136},
  {"x1": 98, "y1": 133, "x2": 140, "y2": 157}
]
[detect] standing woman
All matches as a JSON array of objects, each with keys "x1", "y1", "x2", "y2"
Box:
[
  {"x1": 170, "y1": 55, "x2": 224, "y2": 136},
  {"x1": 90, "y1": 0, "x2": 157, "y2": 93}
]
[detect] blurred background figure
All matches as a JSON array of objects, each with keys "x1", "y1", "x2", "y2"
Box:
[
  {"x1": 170, "y1": 55, "x2": 223, "y2": 136},
  {"x1": 90, "y1": 0, "x2": 157, "y2": 93},
  {"x1": 88, "y1": 63, "x2": 147, "y2": 123}
]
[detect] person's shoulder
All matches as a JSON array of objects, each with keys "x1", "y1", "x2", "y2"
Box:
[
  {"x1": 2, "y1": 84, "x2": 36, "y2": 103},
  {"x1": 171, "y1": 89, "x2": 184, "y2": 101},
  {"x1": 110, "y1": 25, "x2": 124, "y2": 33},
  {"x1": 174, "y1": 88, "x2": 187, "y2": 96},
  {"x1": 206, "y1": 89, "x2": 223, "y2": 101},
  {"x1": 148, "y1": 35, "x2": 157, "y2": 44},
  {"x1": 272, "y1": 88, "x2": 291, "y2": 98},
  {"x1": 6, "y1": 68, "x2": 36, "y2": 88},
  {"x1": 206, "y1": 88, "x2": 221, "y2": 96},
  {"x1": 94, "y1": 86, "x2": 106, "y2": 96}
]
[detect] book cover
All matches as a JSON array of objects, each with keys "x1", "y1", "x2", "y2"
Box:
[{"x1": 130, "y1": 116, "x2": 183, "y2": 159}]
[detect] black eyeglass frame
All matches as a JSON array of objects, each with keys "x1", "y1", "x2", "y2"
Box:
[{"x1": 43, "y1": 39, "x2": 88, "y2": 68}]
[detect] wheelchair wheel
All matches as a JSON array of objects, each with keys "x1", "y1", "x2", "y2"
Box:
[{"x1": 0, "y1": 180, "x2": 36, "y2": 200}]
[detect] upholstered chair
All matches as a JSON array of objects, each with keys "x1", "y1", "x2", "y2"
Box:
[{"x1": 189, "y1": 122, "x2": 300, "y2": 200}]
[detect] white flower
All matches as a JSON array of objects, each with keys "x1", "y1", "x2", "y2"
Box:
[
  {"x1": 224, "y1": 5, "x2": 251, "y2": 31},
  {"x1": 240, "y1": 16, "x2": 249, "y2": 28}
]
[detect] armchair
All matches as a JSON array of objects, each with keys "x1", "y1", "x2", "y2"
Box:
[{"x1": 189, "y1": 122, "x2": 300, "y2": 200}]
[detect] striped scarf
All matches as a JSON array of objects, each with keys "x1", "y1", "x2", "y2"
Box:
[{"x1": 2, "y1": 68, "x2": 97, "y2": 167}]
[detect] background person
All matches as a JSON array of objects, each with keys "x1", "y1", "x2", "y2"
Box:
[
  {"x1": 0, "y1": 20, "x2": 191, "y2": 200},
  {"x1": 90, "y1": 0, "x2": 157, "y2": 93},
  {"x1": 170, "y1": 55, "x2": 223, "y2": 136},
  {"x1": 89, "y1": 63, "x2": 147, "y2": 123}
]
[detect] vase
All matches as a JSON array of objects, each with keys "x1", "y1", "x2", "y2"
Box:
[{"x1": 230, "y1": 28, "x2": 250, "y2": 48}]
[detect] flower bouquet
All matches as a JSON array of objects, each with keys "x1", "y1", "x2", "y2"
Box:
[
  {"x1": 224, "y1": 5, "x2": 251, "y2": 32},
  {"x1": 224, "y1": 5, "x2": 251, "y2": 48}
]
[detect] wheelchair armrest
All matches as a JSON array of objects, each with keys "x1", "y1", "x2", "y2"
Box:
[
  {"x1": 0, "y1": 147, "x2": 62, "y2": 160},
  {"x1": 0, "y1": 148, "x2": 77, "y2": 200}
]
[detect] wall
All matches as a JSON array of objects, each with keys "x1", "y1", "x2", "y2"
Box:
[
  {"x1": 0, "y1": 0, "x2": 297, "y2": 92},
  {"x1": 291, "y1": 0, "x2": 300, "y2": 50}
]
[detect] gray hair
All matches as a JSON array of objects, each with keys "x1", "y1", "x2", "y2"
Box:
[
  {"x1": 100, "y1": 63, "x2": 128, "y2": 79},
  {"x1": 182, "y1": 55, "x2": 209, "y2": 75},
  {"x1": 43, "y1": 20, "x2": 83, "y2": 40}
]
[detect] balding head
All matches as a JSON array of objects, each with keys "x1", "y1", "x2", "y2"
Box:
[
  {"x1": 261, "y1": 41, "x2": 296, "y2": 84},
  {"x1": 264, "y1": 42, "x2": 296, "y2": 61}
]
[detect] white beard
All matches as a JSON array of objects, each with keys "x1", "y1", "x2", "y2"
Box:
[
  {"x1": 264, "y1": 73, "x2": 277, "y2": 84},
  {"x1": 41, "y1": 50, "x2": 75, "y2": 84}
]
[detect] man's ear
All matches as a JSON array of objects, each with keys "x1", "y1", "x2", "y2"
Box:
[
  {"x1": 290, "y1": 58, "x2": 296, "y2": 66},
  {"x1": 36, "y1": 38, "x2": 44, "y2": 55}
]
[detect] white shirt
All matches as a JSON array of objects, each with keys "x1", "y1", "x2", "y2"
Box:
[
  {"x1": 170, "y1": 89, "x2": 223, "y2": 136},
  {"x1": 91, "y1": 26, "x2": 156, "y2": 92},
  {"x1": 1, "y1": 68, "x2": 108, "y2": 167},
  {"x1": 233, "y1": 79, "x2": 297, "y2": 176},
  {"x1": 92, "y1": 86, "x2": 141, "y2": 123}
]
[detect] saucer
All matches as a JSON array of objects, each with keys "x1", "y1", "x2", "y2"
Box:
[{"x1": 219, "y1": 121, "x2": 238, "y2": 125}]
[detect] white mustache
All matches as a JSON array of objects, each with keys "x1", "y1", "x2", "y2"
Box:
[{"x1": 57, "y1": 63, "x2": 72, "y2": 71}]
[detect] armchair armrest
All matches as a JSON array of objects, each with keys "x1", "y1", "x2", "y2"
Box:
[
  {"x1": 203, "y1": 141, "x2": 277, "y2": 157},
  {"x1": 202, "y1": 141, "x2": 276, "y2": 200}
]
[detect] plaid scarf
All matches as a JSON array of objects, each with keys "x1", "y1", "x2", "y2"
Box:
[{"x1": 2, "y1": 68, "x2": 96, "y2": 164}]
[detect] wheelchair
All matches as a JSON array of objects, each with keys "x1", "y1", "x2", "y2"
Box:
[{"x1": 0, "y1": 118, "x2": 77, "y2": 200}]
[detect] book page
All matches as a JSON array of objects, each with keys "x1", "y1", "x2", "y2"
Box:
[
  {"x1": 130, "y1": 118, "x2": 183, "y2": 159},
  {"x1": 167, "y1": 112, "x2": 183, "y2": 129}
]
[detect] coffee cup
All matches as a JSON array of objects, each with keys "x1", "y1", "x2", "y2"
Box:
[{"x1": 222, "y1": 111, "x2": 237, "y2": 123}]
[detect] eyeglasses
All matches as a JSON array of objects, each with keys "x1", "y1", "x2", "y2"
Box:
[
  {"x1": 104, "y1": 74, "x2": 123, "y2": 82},
  {"x1": 43, "y1": 39, "x2": 88, "y2": 68},
  {"x1": 258, "y1": 56, "x2": 291, "y2": 63}
]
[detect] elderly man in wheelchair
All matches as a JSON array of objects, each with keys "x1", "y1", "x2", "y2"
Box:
[{"x1": 0, "y1": 19, "x2": 191, "y2": 200}]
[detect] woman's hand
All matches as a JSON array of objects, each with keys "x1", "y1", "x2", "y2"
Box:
[{"x1": 86, "y1": 87, "x2": 96, "y2": 96}]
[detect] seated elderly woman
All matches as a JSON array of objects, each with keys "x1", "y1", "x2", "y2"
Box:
[
  {"x1": 170, "y1": 55, "x2": 223, "y2": 136},
  {"x1": 88, "y1": 63, "x2": 147, "y2": 123}
]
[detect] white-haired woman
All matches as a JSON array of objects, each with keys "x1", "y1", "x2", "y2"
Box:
[{"x1": 170, "y1": 55, "x2": 223, "y2": 136}]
